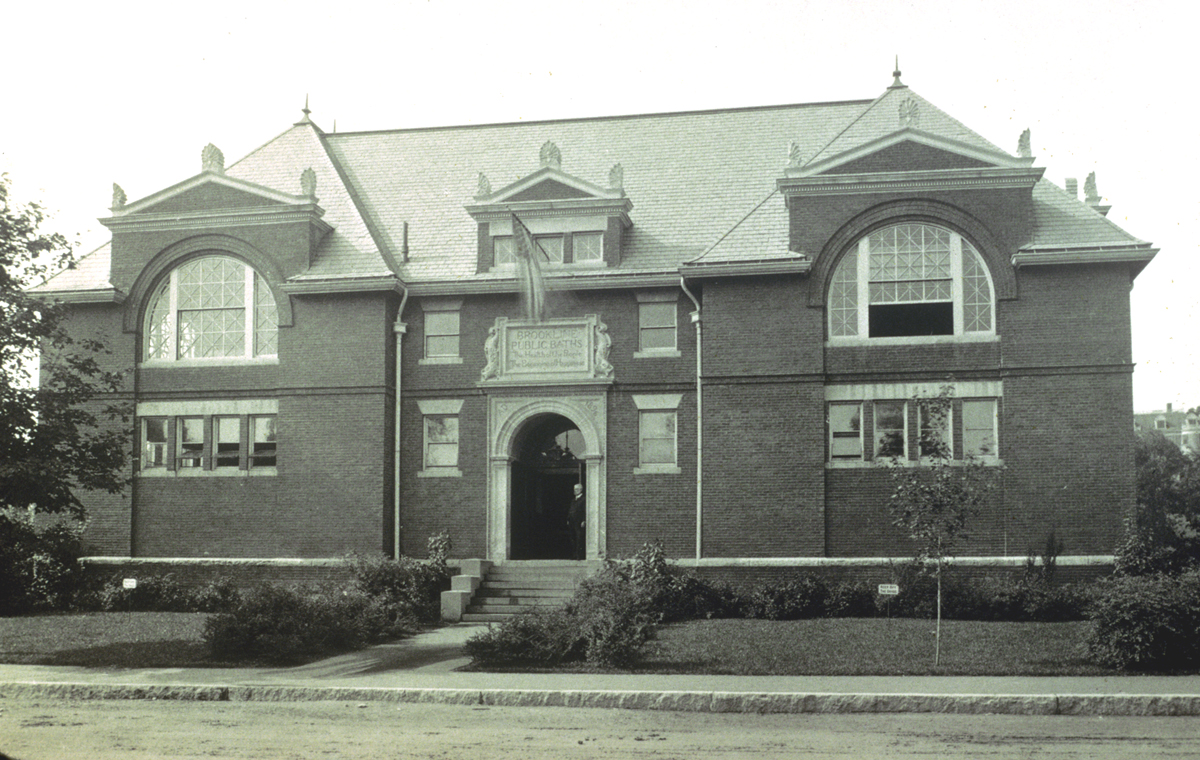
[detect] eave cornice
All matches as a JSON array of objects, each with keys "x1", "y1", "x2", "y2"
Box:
[
  {"x1": 33, "y1": 287, "x2": 128, "y2": 304},
  {"x1": 280, "y1": 275, "x2": 407, "y2": 296},
  {"x1": 465, "y1": 197, "x2": 633, "y2": 228},
  {"x1": 407, "y1": 270, "x2": 682, "y2": 296},
  {"x1": 100, "y1": 204, "x2": 334, "y2": 237},
  {"x1": 778, "y1": 166, "x2": 1046, "y2": 197},
  {"x1": 1012, "y1": 243, "x2": 1158, "y2": 277},
  {"x1": 679, "y1": 257, "x2": 812, "y2": 278}
]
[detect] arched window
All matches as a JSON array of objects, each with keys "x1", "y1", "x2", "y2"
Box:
[
  {"x1": 828, "y1": 223, "x2": 994, "y2": 340},
  {"x1": 145, "y1": 256, "x2": 278, "y2": 361}
]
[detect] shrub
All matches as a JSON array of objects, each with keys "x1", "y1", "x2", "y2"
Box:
[
  {"x1": 204, "y1": 584, "x2": 415, "y2": 665},
  {"x1": 0, "y1": 514, "x2": 88, "y2": 614},
  {"x1": 462, "y1": 609, "x2": 584, "y2": 666},
  {"x1": 1085, "y1": 570, "x2": 1200, "y2": 671},
  {"x1": 345, "y1": 533, "x2": 453, "y2": 626},
  {"x1": 87, "y1": 574, "x2": 240, "y2": 613},
  {"x1": 747, "y1": 574, "x2": 830, "y2": 620},
  {"x1": 824, "y1": 580, "x2": 877, "y2": 617}
]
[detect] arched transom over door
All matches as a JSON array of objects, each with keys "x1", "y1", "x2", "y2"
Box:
[{"x1": 488, "y1": 395, "x2": 607, "y2": 562}]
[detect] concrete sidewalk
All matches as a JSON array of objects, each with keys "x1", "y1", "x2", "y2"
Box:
[{"x1": 2, "y1": 624, "x2": 1199, "y2": 716}]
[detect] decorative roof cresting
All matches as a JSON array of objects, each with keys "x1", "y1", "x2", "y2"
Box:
[
  {"x1": 1017, "y1": 129, "x2": 1032, "y2": 158},
  {"x1": 111, "y1": 183, "x2": 126, "y2": 210},
  {"x1": 899, "y1": 97, "x2": 920, "y2": 128},
  {"x1": 476, "y1": 172, "x2": 492, "y2": 199},
  {"x1": 608, "y1": 164, "x2": 624, "y2": 190},
  {"x1": 539, "y1": 141, "x2": 562, "y2": 169},
  {"x1": 201, "y1": 143, "x2": 225, "y2": 174},
  {"x1": 300, "y1": 167, "x2": 317, "y2": 198}
]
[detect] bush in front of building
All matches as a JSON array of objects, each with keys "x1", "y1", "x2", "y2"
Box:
[
  {"x1": 0, "y1": 514, "x2": 90, "y2": 615},
  {"x1": 345, "y1": 532, "x2": 453, "y2": 626},
  {"x1": 1085, "y1": 569, "x2": 1200, "y2": 671},
  {"x1": 82, "y1": 573, "x2": 241, "y2": 613}
]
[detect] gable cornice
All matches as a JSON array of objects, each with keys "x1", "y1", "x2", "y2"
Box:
[
  {"x1": 465, "y1": 197, "x2": 634, "y2": 228},
  {"x1": 105, "y1": 171, "x2": 316, "y2": 218},
  {"x1": 477, "y1": 165, "x2": 625, "y2": 204},
  {"x1": 779, "y1": 165, "x2": 1046, "y2": 197},
  {"x1": 100, "y1": 204, "x2": 334, "y2": 237},
  {"x1": 789, "y1": 127, "x2": 1033, "y2": 178}
]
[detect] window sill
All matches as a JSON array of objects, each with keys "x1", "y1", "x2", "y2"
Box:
[
  {"x1": 138, "y1": 467, "x2": 278, "y2": 478},
  {"x1": 633, "y1": 465, "x2": 682, "y2": 475},
  {"x1": 419, "y1": 357, "x2": 464, "y2": 366},
  {"x1": 141, "y1": 356, "x2": 279, "y2": 369},
  {"x1": 826, "y1": 333, "x2": 999, "y2": 348},
  {"x1": 825, "y1": 458, "x2": 1003, "y2": 469},
  {"x1": 633, "y1": 349, "x2": 682, "y2": 359},
  {"x1": 418, "y1": 468, "x2": 463, "y2": 478}
]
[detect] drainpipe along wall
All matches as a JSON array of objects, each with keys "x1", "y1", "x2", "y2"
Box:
[
  {"x1": 393, "y1": 286, "x2": 409, "y2": 560},
  {"x1": 680, "y1": 277, "x2": 702, "y2": 559}
]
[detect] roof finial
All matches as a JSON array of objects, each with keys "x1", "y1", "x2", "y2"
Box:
[
  {"x1": 296, "y1": 95, "x2": 312, "y2": 126},
  {"x1": 889, "y1": 55, "x2": 906, "y2": 89}
]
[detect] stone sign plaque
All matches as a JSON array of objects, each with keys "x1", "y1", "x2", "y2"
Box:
[{"x1": 480, "y1": 315, "x2": 613, "y2": 385}]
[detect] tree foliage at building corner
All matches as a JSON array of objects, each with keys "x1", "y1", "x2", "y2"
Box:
[
  {"x1": 1, "y1": 173, "x2": 130, "y2": 520},
  {"x1": 1114, "y1": 432, "x2": 1200, "y2": 575}
]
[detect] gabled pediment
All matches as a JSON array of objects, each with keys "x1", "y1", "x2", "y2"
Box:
[{"x1": 475, "y1": 165, "x2": 625, "y2": 205}]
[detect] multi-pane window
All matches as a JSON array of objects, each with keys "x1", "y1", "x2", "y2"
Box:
[
  {"x1": 494, "y1": 236, "x2": 515, "y2": 265},
  {"x1": 423, "y1": 416, "x2": 459, "y2": 470},
  {"x1": 828, "y1": 223, "x2": 994, "y2": 340},
  {"x1": 424, "y1": 310, "x2": 460, "y2": 359},
  {"x1": 918, "y1": 402, "x2": 952, "y2": 459},
  {"x1": 639, "y1": 411, "x2": 677, "y2": 468},
  {"x1": 573, "y1": 232, "x2": 603, "y2": 262},
  {"x1": 639, "y1": 301, "x2": 676, "y2": 351},
  {"x1": 138, "y1": 413, "x2": 277, "y2": 473},
  {"x1": 145, "y1": 256, "x2": 278, "y2": 361},
  {"x1": 829, "y1": 403, "x2": 863, "y2": 460},
  {"x1": 534, "y1": 236, "x2": 564, "y2": 264},
  {"x1": 874, "y1": 401, "x2": 907, "y2": 459},
  {"x1": 962, "y1": 400, "x2": 998, "y2": 458}
]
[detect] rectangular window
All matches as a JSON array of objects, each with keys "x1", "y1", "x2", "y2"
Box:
[
  {"x1": 573, "y1": 232, "x2": 603, "y2": 262},
  {"x1": 829, "y1": 403, "x2": 863, "y2": 460},
  {"x1": 918, "y1": 402, "x2": 952, "y2": 459},
  {"x1": 177, "y1": 417, "x2": 205, "y2": 468},
  {"x1": 424, "y1": 311, "x2": 460, "y2": 359},
  {"x1": 963, "y1": 400, "x2": 998, "y2": 458},
  {"x1": 214, "y1": 416, "x2": 242, "y2": 468},
  {"x1": 424, "y1": 416, "x2": 459, "y2": 470},
  {"x1": 534, "y1": 236, "x2": 564, "y2": 264},
  {"x1": 250, "y1": 415, "x2": 277, "y2": 468},
  {"x1": 639, "y1": 302, "x2": 676, "y2": 351},
  {"x1": 494, "y1": 236, "x2": 514, "y2": 265},
  {"x1": 143, "y1": 418, "x2": 167, "y2": 470},
  {"x1": 639, "y1": 410, "x2": 677, "y2": 467},
  {"x1": 873, "y1": 401, "x2": 907, "y2": 459}
]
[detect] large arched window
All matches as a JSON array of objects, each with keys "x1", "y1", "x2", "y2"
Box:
[
  {"x1": 828, "y1": 223, "x2": 994, "y2": 340},
  {"x1": 145, "y1": 256, "x2": 278, "y2": 361}
]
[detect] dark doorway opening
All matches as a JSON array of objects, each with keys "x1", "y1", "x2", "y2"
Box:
[{"x1": 510, "y1": 414, "x2": 585, "y2": 560}]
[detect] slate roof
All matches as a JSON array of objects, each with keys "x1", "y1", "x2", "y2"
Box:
[{"x1": 33, "y1": 80, "x2": 1153, "y2": 295}]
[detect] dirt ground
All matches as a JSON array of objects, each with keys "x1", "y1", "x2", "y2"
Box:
[{"x1": 3, "y1": 698, "x2": 1200, "y2": 759}]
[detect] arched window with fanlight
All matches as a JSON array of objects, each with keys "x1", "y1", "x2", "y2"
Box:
[
  {"x1": 828, "y1": 222, "x2": 994, "y2": 341},
  {"x1": 144, "y1": 256, "x2": 278, "y2": 362}
]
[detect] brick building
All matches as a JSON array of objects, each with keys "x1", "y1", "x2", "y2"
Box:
[{"x1": 35, "y1": 71, "x2": 1157, "y2": 580}]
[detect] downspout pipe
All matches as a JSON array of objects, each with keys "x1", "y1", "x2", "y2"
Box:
[
  {"x1": 680, "y1": 276, "x2": 702, "y2": 560},
  {"x1": 393, "y1": 285, "x2": 409, "y2": 560}
]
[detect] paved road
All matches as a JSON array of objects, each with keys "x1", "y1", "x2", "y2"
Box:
[{"x1": 4, "y1": 698, "x2": 1200, "y2": 759}]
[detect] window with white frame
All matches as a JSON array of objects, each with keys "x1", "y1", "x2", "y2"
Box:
[
  {"x1": 420, "y1": 300, "x2": 462, "y2": 364},
  {"x1": 494, "y1": 236, "x2": 515, "y2": 265},
  {"x1": 828, "y1": 402, "x2": 863, "y2": 461},
  {"x1": 635, "y1": 291, "x2": 679, "y2": 356},
  {"x1": 136, "y1": 401, "x2": 277, "y2": 475},
  {"x1": 145, "y1": 256, "x2": 277, "y2": 362},
  {"x1": 573, "y1": 232, "x2": 603, "y2": 263},
  {"x1": 918, "y1": 401, "x2": 952, "y2": 459},
  {"x1": 534, "y1": 236, "x2": 564, "y2": 264},
  {"x1": 632, "y1": 394, "x2": 682, "y2": 474},
  {"x1": 962, "y1": 399, "x2": 999, "y2": 458},
  {"x1": 828, "y1": 223, "x2": 994, "y2": 341},
  {"x1": 873, "y1": 401, "x2": 907, "y2": 459},
  {"x1": 417, "y1": 399, "x2": 464, "y2": 477}
]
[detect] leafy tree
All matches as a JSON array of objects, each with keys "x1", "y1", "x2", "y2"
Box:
[
  {"x1": 1114, "y1": 432, "x2": 1200, "y2": 575},
  {"x1": 1, "y1": 173, "x2": 130, "y2": 520},
  {"x1": 888, "y1": 387, "x2": 998, "y2": 666}
]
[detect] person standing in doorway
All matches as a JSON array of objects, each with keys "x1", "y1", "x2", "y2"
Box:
[{"x1": 568, "y1": 483, "x2": 585, "y2": 560}]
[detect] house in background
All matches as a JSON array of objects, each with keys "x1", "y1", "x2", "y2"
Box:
[
  {"x1": 33, "y1": 68, "x2": 1157, "y2": 601},
  {"x1": 1135, "y1": 404, "x2": 1200, "y2": 454}
]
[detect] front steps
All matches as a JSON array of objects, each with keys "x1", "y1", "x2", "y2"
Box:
[{"x1": 444, "y1": 561, "x2": 597, "y2": 623}]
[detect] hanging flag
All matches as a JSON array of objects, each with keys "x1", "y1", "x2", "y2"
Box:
[{"x1": 512, "y1": 214, "x2": 547, "y2": 322}]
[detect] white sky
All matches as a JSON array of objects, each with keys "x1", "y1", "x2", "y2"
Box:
[{"x1": 2, "y1": 0, "x2": 1195, "y2": 412}]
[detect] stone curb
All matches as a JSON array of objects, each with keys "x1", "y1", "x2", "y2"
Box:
[{"x1": 2, "y1": 682, "x2": 1199, "y2": 716}]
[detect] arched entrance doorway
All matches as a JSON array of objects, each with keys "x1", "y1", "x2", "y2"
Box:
[{"x1": 510, "y1": 414, "x2": 585, "y2": 560}]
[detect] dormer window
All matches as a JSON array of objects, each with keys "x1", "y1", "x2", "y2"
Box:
[
  {"x1": 491, "y1": 232, "x2": 600, "y2": 268},
  {"x1": 574, "y1": 232, "x2": 603, "y2": 263}
]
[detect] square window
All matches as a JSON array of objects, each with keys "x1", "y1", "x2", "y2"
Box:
[
  {"x1": 639, "y1": 302, "x2": 676, "y2": 351},
  {"x1": 573, "y1": 232, "x2": 603, "y2": 262},
  {"x1": 215, "y1": 416, "x2": 241, "y2": 468},
  {"x1": 534, "y1": 236, "x2": 564, "y2": 264},
  {"x1": 250, "y1": 415, "x2": 277, "y2": 468},
  {"x1": 874, "y1": 401, "x2": 907, "y2": 459},
  {"x1": 829, "y1": 403, "x2": 863, "y2": 460},
  {"x1": 143, "y1": 418, "x2": 167, "y2": 470},
  {"x1": 424, "y1": 416, "x2": 459, "y2": 469},
  {"x1": 963, "y1": 400, "x2": 998, "y2": 458},
  {"x1": 178, "y1": 417, "x2": 205, "y2": 468},
  {"x1": 425, "y1": 311, "x2": 460, "y2": 358},
  {"x1": 494, "y1": 236, "x2": 515, "y2": 266},
  {"x1": 639, "y1": 410, "x2": 676, "y2": 466}
]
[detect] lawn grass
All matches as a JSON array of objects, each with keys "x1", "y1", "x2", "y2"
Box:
[
  {"x1": 636, "y1": 618, "x2": 1117, "y2": 676},
  {"x1": 0, "y1": 612, "x2": 225, "y2": 668}
]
